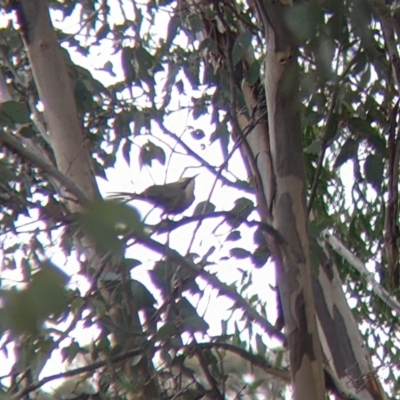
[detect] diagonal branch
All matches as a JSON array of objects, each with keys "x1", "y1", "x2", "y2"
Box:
[
  {"x1": 0, "y1": 129, "x2": 90, "y2": 206},
  {"x1": 323, "y1": 230, "x2": 400, "y2": 315},
  {"x1": 134, "y1": 234, "x2": 285, "y2": 342}
]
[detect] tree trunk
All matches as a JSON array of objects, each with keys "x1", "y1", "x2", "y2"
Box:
[{"x1": 12, "y1": 1, "x2": 160, "y2": 398}]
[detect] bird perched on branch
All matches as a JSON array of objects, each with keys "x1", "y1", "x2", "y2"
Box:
[{"x1": 109, "y1": 176, "x2": 197, "y2": 215}]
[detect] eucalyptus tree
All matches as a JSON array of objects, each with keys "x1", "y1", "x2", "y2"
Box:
[{"x1": 0, "y1": 0, "x2": 398, "y2": 399}]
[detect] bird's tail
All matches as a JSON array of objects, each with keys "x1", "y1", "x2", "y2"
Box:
[{"x1": 107, "y1": 192, "x2": 139, "y2": 202}]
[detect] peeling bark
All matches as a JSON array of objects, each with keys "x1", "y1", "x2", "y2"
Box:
[{"x1": 254, "y1": 1, "x2": 325, "y2": 398}]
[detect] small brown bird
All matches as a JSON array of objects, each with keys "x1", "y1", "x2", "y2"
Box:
[{"x1": 109, "y1": 176, "x2": 197, "y2": 215}]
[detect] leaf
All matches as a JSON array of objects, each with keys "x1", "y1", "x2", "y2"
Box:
[
  {"x1": 178, "y1": 298, "x2": 209, "y2": 333},
  {"x1": 226, "y1": 230, "x2": 241, "y2": 241},
  {"x1": 183, "y1": 315, "x2": 209, "y2": 333},
  {"x1": 96, "y1": 23, "x2": 110, "y2": 40},
  {"x1": 156, "y1": 322, "x2": 177, "y2": 340},
  {"x1": 130, "y1": 279, "x2": 156, "y2": 310},
  {"x1": 304, "y1": 139, "x2": 322, "y2": 155},
  {"x1": 364, "y1": 154, "x2": 384, "y2": 193},
  {"x1": 210, "y1": 119, "x2": 230, "y2": 158},
  {"x1": 231, "y1": 31, "x2": 252, "y2": 65},
  {"x1": 325, "y1": 113, "x2": 339, "y2": 142},
  {"x1": 123, "y1": 258, "x2": 142, "y2": 270},
  {"x1": 255, "y1": 333, "x2": 267, "y2": 356},
  {"x1": 227, "y1": 198, "x2": 254, "y2": 227},
  {"x1": 78, "y1": 200, "x2": 143, "y2": 256},
  {"x1": 252, "y1": 246, "x2": 270, "y2": 268},
  {"x1": 134, "y1": 46, "x2": 156, "y2": 80},
  {"x1": 333, "y1": 138, "x2": 357, "y2": 169},
  {"x1": 149, "y1": 260, "x2": 200, "y2": 297},
  {"x1": 230, "y1": 247, "x2": 252, "y2": 259},
  {"x1": 245, "y1": 60, "x2": 260, "y2": 85},
  {"x1": 115, "y1": 111, "x2": 133, "y2": 138},
  {"x1": 139, "y1": 141, "x2": 166, "y2": 167},
  {"x1": 74, "y1": 80, "x2": 94, "y2": 112},
  {"x1": 193, "y1": 201, "x2": 215, "y2": 215},
  {"x1": 326, "y1": 12, "x2": 345, "y2": 41},
  {"x1": 18, "y1": 126, "x2": 37, "y2": 138},
  {"x1": 3, "y1": 262, "x2": 69, "y2": 335},
  {"x1": 0, "y1": 101, "x2": 30, "y2": 125},
  {"x1": 348, "y1": 117, "x2": 376, "y2": 137},
  {"x1": 188, "y1": 14, "x2": 203, "y2": 33},
  {"x1": 274, "y1": 350, "x2": 284, "y2": 368},
  {"x1": 199, "y1": 37, "x2": 219, "y2": 55},
  {"x1": 61, "y1": 342, "x2": 81, "y2": 363},
  {"x1": 253, "y1": 229, "x2": 267, "y2": 246},
  {"x1": 286, "y1": 3, "x2": 320, "y2": 43},
  {"x1": 190, "y1": 129, "x2": 205, "y2": 140},
  {"x1": 166, "y1": 15, "x2": 180, "y2": 48},
  {"x1": 0, "y1": 160, "x2": 15, "y2": 183},
  {"x1": 121, "y1": 46, "x2": 136, "y2": 84},
  {"x1": 122, "y1": 139, "x2": 131, "y2": 165}
]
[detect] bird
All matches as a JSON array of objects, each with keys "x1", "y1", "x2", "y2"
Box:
[{"x1": 108, "y1": 176, "x2": 197, "y2": 215}]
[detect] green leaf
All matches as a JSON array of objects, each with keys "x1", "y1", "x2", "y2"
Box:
[
  {"x1": 333, "y1": 138, "x2": 357, "y2": 169},
  {"x1": 18, "y1": 126, "x2": 37, "y2": 138},
  {"x1": 188, "y1": 14, "x2": 203, "y2": 33},
  {"x1": 182, "y1": 315, "x2": 209, "y2": 333},
  {"x1": 348, "y1": 117, "x2": 377, "y2": 137},
  {"x1": 179, "y1": 298, "x2": 209, "y2": 333},
  {"x1": 193, "y1": 201, "x2": 215, "y2": 215},
  {"x1": 115, "y1": 111, "x2": 133, "y2": 138},
  {"x1": 130, "y1": 279, "x2": 156, "y2": 310},
  {"x1": 199, "y1": 37, "x2": 218, "y2": 55},
  {"x1": 96, "y1": 23, "x2": 110, "y2": 40},
  {"x1": 226, "y1": 230, "x2": 241, "y2": 241},
  {"x1": 0, "y1": 101, "x2": 30, "y2": 125},
  {"x1": 149, "y1": 260, "x2": 199, "y2": 297},
  {"x1": 253, "y1": 229, "x2": 268, "y2": 246},
  {"x1": 134, "y1": 46, "x2": 156, "y2": 80},
  {"x1": 230, "y1": 247, "x2": 252, "y2": 259},
  {"x1": 255, "y1": 333, "x2": 267, "y2": 356},
  {"x1": 210, "y1": 119, "x2": 230, "y2": 158},
  {"x1": 325, "y1": 113, "x2": 339, "y2": 142},
  {"x1": 252, "y1": 246, "x2": 270, "y2": 268},
  {"x1": 121, "y1": 46, "x2": 136, "y2": 84},
  {"x1": 364, "y1": 154, "x2": 384, "y2": 193},
  {"x1": 3, "y1": 262, "x2": 69, "y2": 335},
  {"x1": 304, "y1": 139, "x2": 322, "y2": 155},
  {"x1": 78, "y1": 200, "x2": 143, "y2": 256},
  {"x1": 231, "y1": 31, "x2": 252, "y2": 66},
  {"x1": 61, "y1": 342, "x2": 81, "y2": 363},
  {"x1": 190, "y1": 129, "x2": 205, "y2": 140},
  {"x1": 0, "y1": 161, "x2": 16, "y2": 183},
  {"x1": 156, "y1": 322, "x2": 177, "y2": 340},
  {"x1": 74, "y1": 80, "x2": 94, "y2": 112},
  {"x1": 245, "y1": 60, "x2": 260, "y2": 85},
  {"x1": 227, "y1": 198, "x2": 254, "y2": 227},
  {"x1": 286, "y1": 3, "x2": 321, "y2": 43},
  {"x1": 139, "y1": 141, "x2": 166, "y2": 167},
  {"x1": 122, "y1": 139, "x2": 131, "y2": 165},
  {"x1": 166, "y1": 15, "x2": 180, "y2": 49},
  {"x1": 122, "y1": 258, "x2": 142, "y2": 270},
  {"x1": 274, "y1": 350, "x2": 284, "y2": 368}
]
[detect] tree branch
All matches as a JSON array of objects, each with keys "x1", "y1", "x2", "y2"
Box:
[
  {"x1": 323, "y1": 230, "x2": 400, "y2": 315},
  {"x1": 135, "y1": 234, "x2": 285, "y2": 342},
  {"x1": 0, "y1": 129, "x2": 90, "y2": 206}
]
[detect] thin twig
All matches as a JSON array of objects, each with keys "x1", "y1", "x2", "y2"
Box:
[{"x1": 10, "y1": 345, "x2": 150, "y2": 399}]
